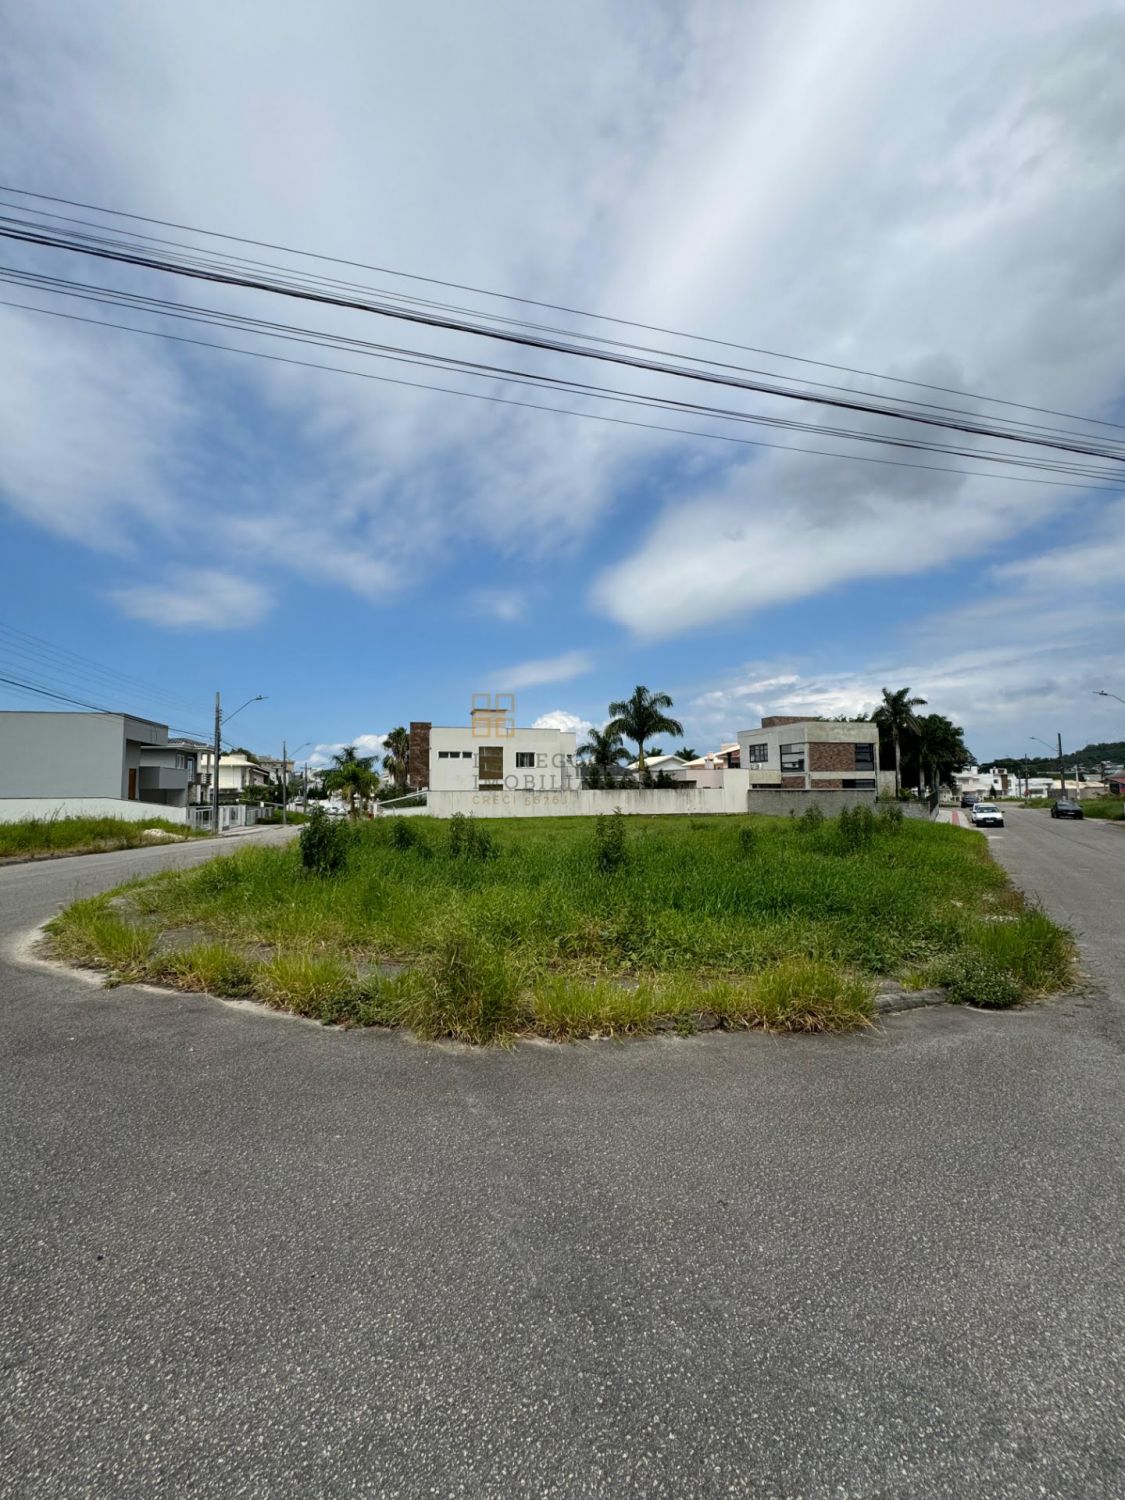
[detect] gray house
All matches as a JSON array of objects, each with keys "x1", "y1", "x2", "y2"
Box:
[{"x1": 0, "y1": 711, "x2": 193, "y2": 823}]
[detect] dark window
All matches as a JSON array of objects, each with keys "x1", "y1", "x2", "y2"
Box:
[
  {"x1": 744, "y1": 743, "x2": 768, "y2": 764},
  {"x1": 780, "y1": 743, "x2": 805, "y2": 772},
  {"x1": 842, "y1": 778, "x2": 877, "y2": 790},
  {"x1": 854, "y1": 743, "x2": 875, "y2": 770},
  {"x1": 478, "y1": 746, "x2": 503, "y2": 786},
  {"x1": 515, "y1": 751, "x2": 536, "y2": 768}
]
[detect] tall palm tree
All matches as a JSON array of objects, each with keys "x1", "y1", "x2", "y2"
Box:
[
  {"x1": 578, "y1": 726, "x2": 629, "y2": 783},
  {"x1": 675, "y1": 746, "x2": 698, "y2": 761},
  {"x1": 324, "y1": 746, "x2": 379, "y2": 819},
  {"x1": 873, "y1": 686, "x2": 927, "y2": 796},
  {"x1": 606, "y1": 686, "x2": 684, "y2": 782},
  {"x1": 382, "y1": 726, "x2": 410, "y2": 794}
]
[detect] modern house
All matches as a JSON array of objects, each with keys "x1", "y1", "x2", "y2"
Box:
[
  {"x1": 0, "y1": 711, "x2": 193, "y2": 823},
  {"x1": 736, "y1": 717, "x2": 882, "y2": 792},
  {"x1": 408, "y1": 703, "x2": 578, "y2": 796},
  {"x1": 195, "y1": 748, "x2": 271, "y2": 798}
]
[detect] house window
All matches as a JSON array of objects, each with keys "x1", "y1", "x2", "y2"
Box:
[
  {"x1": 842, "y1": 779, "x2": 877, "y2": 790},
  {"x1": 854, "y1": 743, "x2": 875, "y2": 770},
  {"x1": 438, "y1": 750, "x2": 473, "y2": 759},
  {"x1": 744, "y1": 743, "x2": 768, "y2": 764},
  {"x1": 780, "y1": 743, "x2": 805, "y2": 772},
  {"x1": 515, "y1": 752, "x2": 536, "y2": 768},
  {"x1": 478, "y1": 746, "x2": 503, "y2": 786}
]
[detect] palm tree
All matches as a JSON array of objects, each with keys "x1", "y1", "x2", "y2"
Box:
[
  {"x1": 675, "y1": 746, "x2": 697, "y2": 761},
  {"x1": 382, "y1": 726, "x2": 410, "y2": 795},
  {"x1": 324, "y1": 745, "x2": 379, "y2": 819},
  {"x1": 606, "y1": 686, "x2": 684, "y2": 782},
  {"x1": 873, "y1": 687, "x2": 927, "y2": 796},
  {"x1": 578, "y1": 726, "x2": 629, "y2": 784}
]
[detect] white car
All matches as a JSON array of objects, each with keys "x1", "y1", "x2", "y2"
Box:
[{"x1": 970, "y1": 802, "x2": 1004, "y2": 827}]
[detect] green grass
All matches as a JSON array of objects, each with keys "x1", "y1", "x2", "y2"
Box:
[
  {"x1": 0, "y1": 815, "x2": 202, "y2": 860},
  {"x1": 44, "y1": 812, "x2": 1075, "y2": 1042}
]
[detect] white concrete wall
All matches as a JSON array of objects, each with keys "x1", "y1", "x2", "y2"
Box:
[
  {"x1": 427, "y1": 771, "x2": 751, "y2": 819},
  {"x1": 0, "y1": 797, "x2": 187, "y2": 825}
]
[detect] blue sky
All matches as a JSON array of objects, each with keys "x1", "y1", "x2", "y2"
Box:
[{"x1": 2, "y1": 1, "x2": 1124, "y2": 767}]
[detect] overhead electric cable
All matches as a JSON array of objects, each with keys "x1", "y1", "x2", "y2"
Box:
[
  {"x1": 3, "y1": 292, "x2": 1122, "y2": 493},
  {"x1": 3, "y1": 181, "x2": 1122, "y2": 435},
  {"x1": 3, "y1": 218, "x2": 1124, "y2": 467}
]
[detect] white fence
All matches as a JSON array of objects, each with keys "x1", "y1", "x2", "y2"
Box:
[
  {"x1": 187, "y1": 804, "x2": 262, "y2": 831},
  {"x1": 0, "y1": 797, "x2": 188, "y2": 826}
]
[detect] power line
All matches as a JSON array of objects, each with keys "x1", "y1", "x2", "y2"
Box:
[
  {"x1": 4, "y1": 180, "x2": 1122, "y2": 435},
  {"x1": 2, "y1": 260, "x2": 1121, "y2": 481},
  {"x1": 4, "y1": 292, "x2": 1122, "y2": 494},
  {"x1": 4, "y1": 218, "x2": 1125, "y2": 468},
  {"x1": 0, "y1": 197, "x2": 1113, "y2": 449}
]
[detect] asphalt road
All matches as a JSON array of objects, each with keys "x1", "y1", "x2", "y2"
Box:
[{"x1": 1, "y1": 817, "x2": 1122, "y2": 1499}]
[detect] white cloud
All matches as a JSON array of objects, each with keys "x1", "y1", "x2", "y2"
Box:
[
  {"x1": 488, "y1": 650, "x2": 593, "y2": 691},
  {"x1": 307, "y1": 733, "x2": 387, "y2": 770},
  {"x1": 469, "y1": 588, "x2": 527, "y2": 623},
  {"x1": 108, "y1": 569, "x2": 273, "y2": 628},
  {"x1": 532, "y1": 709, "x2": 596, "y2": 738},
  {"x1": 1, "y1": 0, "x2": 1123, "y2": 667}
]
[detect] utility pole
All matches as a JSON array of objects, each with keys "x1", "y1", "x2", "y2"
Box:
[
  {"x1": 303, "y1": 763, "x2": 309, "y2": 813},
  {"x1": 1022, "y1": 755, "x2": 1029, "y2": 799},
  {"x1": 1058, "y1": 731, "x2": 1066, "y2": 800},
  {"x1": 281, "y1": 738, "x2": 288, "y2": 826},
  {"x1": 211, "y1": 691, "x2": 222, "y2": 836}
]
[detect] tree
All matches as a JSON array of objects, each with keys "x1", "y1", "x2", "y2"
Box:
[
  {"x1": 873, "y1": 686, "x2": 927, "y2": 796},
  {"x1": 323, "y1": 746, "x2": 379, "y2": 819},
  {"x1": 675, "y1": 746, "x2": 697, "y2": 761},
  {"x1": 915, "y1": 714, "x2": 971, "y2": 795},
  {"x1": 382, "y1": 726, "x2": 410, "y2": 795},
  {"x1": 606, "y1": 686, "x2": 684, "y2": 782},
  {"x1": 578, "y1": 726, "x2": 629, "y2": 783}
]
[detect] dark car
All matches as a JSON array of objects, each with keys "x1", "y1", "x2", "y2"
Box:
[
  {"x1": 960, "y1": 791, "x2": 980, "y2": 808},
  {"x1": 1050, "y1": 798, "x2": 1084, "y2": 819}
]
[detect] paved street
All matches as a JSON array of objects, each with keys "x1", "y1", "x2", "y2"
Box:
[{"x1": 1, "y1": 819, "x2": 1123, "y2": 1499}]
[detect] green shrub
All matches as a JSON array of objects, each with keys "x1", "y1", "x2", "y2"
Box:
[
  {"x1": 879, "y1": 803, "x2": 904, "y2": 827},
  {"x1": 448, "y1": 812, "x2": 496, "y2": 861},
  {"x1": 390, "y1": 817, "x2": 417, "y2": 851},
  {"x1": 937, "y1": 952, "x2": 1022, "y2": 1008},
  {"x1": 404, "y1": 924, "x2": 523, "y2": 1043},
  {"x1": 595, "y1": 809, "x2": 627, "y2": 874},
  {"x1": 299, "y1": 807, "x2": 350, "y2": 877},
  {"x1": 737, "y1": 823, "x2": 757, "y2": 858},
  {"x1": 837, "y1": 804, "x2": 876, "y2": 853},
  {"x1": 799, "y1": 804, "x2": 825, "y2": 832}
]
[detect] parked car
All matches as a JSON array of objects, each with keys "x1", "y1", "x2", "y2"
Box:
[
  {"x1": 960, "y1": 791, "x2": 980, "y2": 808},
  {"x1": 1050, "y1": 798, "x2": 1084, "y2": 819},
  {"x1": 970, "y1": 802, "x2": 1004, "y2": 827}
]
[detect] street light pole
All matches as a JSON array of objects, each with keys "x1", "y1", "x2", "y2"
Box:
[
  {"x1": 282, "y1": 738, "x2": 287, "y2": 827},
  {"x1": 211, "y1": 692, "x2": 222, "y2": 836},
  {"x1": 210, "y1": 693, "x2": 267, "y2": 837}
]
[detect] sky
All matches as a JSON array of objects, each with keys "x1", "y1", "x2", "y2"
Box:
[{"x1": 1, "y1": 0, "x2": 1124, "y2": 768}]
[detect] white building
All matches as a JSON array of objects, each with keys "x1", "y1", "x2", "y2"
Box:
[
  {"x1": 408, "y1": 707, "x2": 578, "y2": 796},
  {"x1": 196, "y1": 749, "x2": 271, "y2": 797}
]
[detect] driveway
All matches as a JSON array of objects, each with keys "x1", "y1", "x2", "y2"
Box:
[{"x1": 1, "y1": 826, "x2": 1123, "y2": 1498}]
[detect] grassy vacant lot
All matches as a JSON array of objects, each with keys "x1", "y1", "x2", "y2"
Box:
[
  {"x1": 0, "y1": 815, "x2": 202, "y2": 861},
  {"x1": 46, "y1": 809, "x2": 1074, "y2": 1043}
]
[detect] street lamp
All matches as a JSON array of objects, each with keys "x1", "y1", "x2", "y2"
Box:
[
  {"x1": 1094, "y1": 689, "x2": 1125, "y2": 708},
  {"x1": 211, "y1": 693, "x2": 266, "y2": 836}
]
